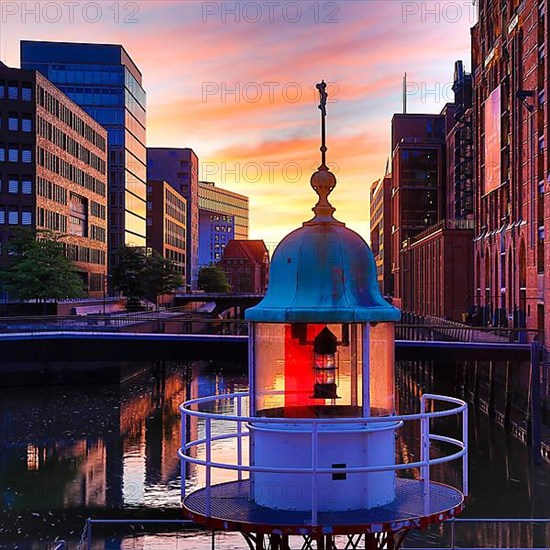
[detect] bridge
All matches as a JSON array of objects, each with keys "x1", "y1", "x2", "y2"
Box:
[{"x1": 0, "y1": 331, "x2": 534, "y2": 363}]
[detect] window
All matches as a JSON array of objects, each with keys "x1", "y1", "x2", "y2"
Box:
[
  {"x1": 8, "y1": 85, "x2": 18, "y2": 100},
  {"x1": 8, "y1": 116, "x2": 18, "y2": 131},
  {"x1": 22, "y1": 148, "x2": 32, "y2": 163},
  {"x1": 8, "y1": 148, "x2": 18, "y2": 162},
  {"x1": 0, "y1": 83, "x2": 4, "y2": 99},
  {"x1": 0, "y1": 210, "x2": 4, "y2": 224},
  {"x1": 8, "y1": 210, "x2": 18, "y2": 225},
  {"x1": 0, "y1": 149, "x2": 5, "y2": 162},
  {"x1": 21, "y1": 179, "x2": 32, "y2": 194},
  {"x1": 22, "y1": 86, "x2": 32, "y2": 101},
  {"x1": 8, "y1": 179, "x2": 18, "y2": 194},
  {"x1": 21, "y1": 117, "x2": 32, "y2": 132},
  {"x1": 21, "y1": 209, "x2": 32, "y2": 225}
]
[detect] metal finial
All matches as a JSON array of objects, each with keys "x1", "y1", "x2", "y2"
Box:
[
  {"x1": 305, "y1": 80, "x2": 341, "y2": 226},
  {"x1": 316, "y1": 80, "x2": 328, "y2": 167}
]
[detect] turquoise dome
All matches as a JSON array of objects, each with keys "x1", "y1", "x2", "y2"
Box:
[{"x1": 245, "y1": 219, "x2": 401, "y2": 323}]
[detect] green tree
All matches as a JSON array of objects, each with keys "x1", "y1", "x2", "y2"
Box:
[
  {"x1": 198, "y1": 264, "x2": 231, "y2": 293},
  {"x1": 110, "y1": 245, "x2": 148, "y2": 302},
  {"x1": 143, "y1": 250, "x2": 183, "y2": 307},
  {"x1": 2, "y1": 230, "x2": 85, "y2": 308},
  {"x1": 110, "y1": 246, "x2": 183, "y2": 308}
]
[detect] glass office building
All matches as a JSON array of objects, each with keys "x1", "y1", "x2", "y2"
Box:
[{"x1": 21, "y1": 41, "x2": 147, "y2": 267}]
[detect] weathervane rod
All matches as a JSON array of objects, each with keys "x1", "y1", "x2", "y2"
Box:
[{"x1": 316, "y1": 80, "x2": 328, "y2": 168}]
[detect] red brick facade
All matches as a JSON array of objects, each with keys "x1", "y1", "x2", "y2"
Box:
[
  {"x1": 472, "y1": 0, "x2": 547, "y2": 336},
  {"x1": 0, "y1": 63, "x2": 108, "y2": 296},
  {"x1": 219, "y1": 240, "x2": 269, "y2": 293}
]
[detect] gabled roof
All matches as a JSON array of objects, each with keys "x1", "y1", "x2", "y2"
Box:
[{"x1": 221, "y1": 240, "x2": 268, "y2": 263}]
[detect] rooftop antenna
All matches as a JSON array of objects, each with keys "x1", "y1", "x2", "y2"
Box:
[{"x1": 403, "y1": 73, "x2": 407, "y2": 114}]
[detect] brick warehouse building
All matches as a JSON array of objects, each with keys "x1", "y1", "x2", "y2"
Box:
[
  {"x1": 399, "y1": 62, "x2": 475, "y2": 321},
  {"x1": 0, "y1": 62, "x2": 108, "y2": 296},
  {"x1": 390, "y1": 113, "x2": 448, "y2": 309},
  {"x1": 219, "y1": 240, "x2": 269, "y2": 294},
  {"x1": 472, "y1": 0, "x2": 548, "y2": 335}
]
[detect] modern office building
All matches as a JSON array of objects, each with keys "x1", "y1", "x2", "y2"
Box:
[
  {"x1": 147, "y1": 148, "x2": 199, "y2": 288},
  {"x1": 146, "y1": 180, "x2": 187, "y2": 281},
  {"x1": 390, "y1": 112, "x2": 447, "y2": 308},
  {"x1": 20, "y1": 40, "x2": 147, "y2": 269},
  {"x1": 0, "y1": 62, "x2": 108, "y2": 295},
  {"x1": 471, "y1": 0, "x2": 548, "y2": 335},
  {"x1": 369, "y1": 173, "x2": 393, "y2": 297},
  {"x1": 198, "y1": 180, "x2": 249, "y2": 266},
  {"x1": 219, "y1": 240, "x2": 269, "y2": 293}
]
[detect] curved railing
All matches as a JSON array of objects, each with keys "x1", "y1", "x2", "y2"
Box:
[{"x1": 179, "y1": 392, "x2": 468, "y2": 521}]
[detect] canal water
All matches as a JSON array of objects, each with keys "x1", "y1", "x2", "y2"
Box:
[{"x1": 0, "y1": 360, "x2": 549, "y2": 549}]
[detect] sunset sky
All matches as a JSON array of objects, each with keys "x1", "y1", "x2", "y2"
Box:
[{"x1": 0, "y1": 0, "x2": 475, "y2": 245}]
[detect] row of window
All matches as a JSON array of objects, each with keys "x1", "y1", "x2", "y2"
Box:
[
  {"x1": 166, "y1": 188, "x2": 186, "y2": 213},
  {"x1": 37, "y1": 177, "x2": 68, "y2": 205},
  {"x1": 37, "y1": 116, "x2": 106, "y2": 174},
  {"x1": 1, "y1": 113, "x2": 33, "y2": 133},
  {"x1": 65, "y1": 243, "x2": 106, "y2": 266},
  {"x1": 0, "y1": 81, "x2": 32, "y2": 102},
  {"x1": 1, "y1": 177, "x2": 32, "y2": 195},
  {"x1": 90, "y1": 225, "x2": 106, "y2": 243},
  {"x1": 0, "y1": 145, "x2": 33, "y2": 164},
  {"x1": 0, "y1": 208, "x2": 32, "y2": 225},
  {"x1": 165, "y1": 249, "x2": 185, "y2": 271},
  {"x1": 38, "y1": 147, "x2": 106, "y2": 197},
  {"x1": 37, "y1": 84, "x2": 106, "y2": 152},
  {"x1": 37, "y1": 207, "x2": 67, "y2": 232},
  {"x1": 165, "y1": 219, "x2": 186, "y2": 250},
  {"x1": 90, "y1": 201, "x2": 106, "y2": 220}
]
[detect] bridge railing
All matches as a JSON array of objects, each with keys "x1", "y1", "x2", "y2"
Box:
[
  {"x1": 0, "y1": 314, "x2": 543, "y2": 343},
  {"x1": 396, "y1": 322, "x2": 542, "y2": 344},
  {"x1": 0, "y1": 313, "x2": 249, "y2": 336}
]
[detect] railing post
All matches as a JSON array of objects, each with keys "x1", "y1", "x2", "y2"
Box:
[
  {"x1": 450, "y1": 517, "x2": 456, "y2": 550},
  {"x1": 530, "y1": 342, "x2": 542, "y2": 465},
  {"x1": 462, "y1": 404, "x2": 469, "y2": 497},
  {"x1": 420, "y1": 395, "x2": 430, "y2": 516},
  {"x1": 86, "y1": 518, "x2": 92, "y2": 550},
  {"x1": 181, "y1": 408, "x2": 187, "y2": 501},
  {"x1": 311, "y1": 421, "x2": 319, "y2": 526},
  {"x1": 237, "y1": 394, "x2": 243, "y2": 481},
  {"x1": 205, "y1": 417, "x2": 212, "y2": 516}
]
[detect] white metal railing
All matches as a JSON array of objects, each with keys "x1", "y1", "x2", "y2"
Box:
[{"x1": 179, "y1": 392, "x2": 468, "y2": 524}]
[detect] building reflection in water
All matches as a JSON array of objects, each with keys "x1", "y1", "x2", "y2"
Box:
[{"x1": 0, "y1": 362, "x2": 247, "y2": 514}]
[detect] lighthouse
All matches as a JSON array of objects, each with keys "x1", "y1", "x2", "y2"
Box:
[{"x1": 180, "y1": 82, "x2": 468, "y2": 550}]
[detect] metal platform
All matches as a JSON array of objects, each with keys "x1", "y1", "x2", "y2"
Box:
[{"x1": 183, "y1": 478, "x2": 465, "y2": 536}]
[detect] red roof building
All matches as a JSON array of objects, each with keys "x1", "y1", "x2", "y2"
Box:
[{"x1": 219, "y1": 240, "x2": 269, "y2": 293}]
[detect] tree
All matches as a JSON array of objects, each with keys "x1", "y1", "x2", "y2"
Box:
[
  {"x1": 143, "y1": 250, "x2": 183, "y2": 307},
  {"x1": 110, "y1": 245, "x2": 148, "y2": 302},
  {"x1": 110, "y1": 246, "x2": 183, "y2": 308},
  {"x1": 198, "y1": 264, "x2": 231, "y2": 293},
  {"x1": 2, "y1": 229, "x2": 85, "y2": 308}
]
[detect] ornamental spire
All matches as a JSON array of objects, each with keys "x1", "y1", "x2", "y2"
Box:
[{"x1": 306, "y1": 80, "x2": 339, "y2": 224}]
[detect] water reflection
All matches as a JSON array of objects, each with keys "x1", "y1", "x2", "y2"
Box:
[{"x1": 0, "y1": 360, "x2": 549, "y2": 549}]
